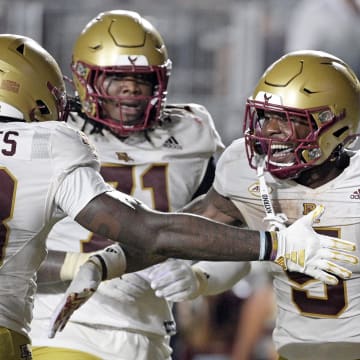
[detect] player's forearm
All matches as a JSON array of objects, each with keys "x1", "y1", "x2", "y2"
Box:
[
  {"x1": 152, "y1": 212, "x2": 264, "y2": 261},
  {"x1": 75, "y1": 192, "x2": 270, "y2": 264}
]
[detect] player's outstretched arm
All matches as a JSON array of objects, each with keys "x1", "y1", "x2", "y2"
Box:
[
  {"x1": 74, "y1": 191, "x2": 357, "y2": 279},
  {"x1": 74, "y1": 190, "x2": 263, "y2": 271},
  {"x1": 149, "y1": 192, "x2": 359, "y2": 302},
  {"x1": 49, "y1": 192, "x2": 357, "y2": 338}
]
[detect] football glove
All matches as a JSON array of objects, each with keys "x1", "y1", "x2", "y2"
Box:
[
  {"x1": 48, "y1": 243, "x2": 126, "y2": 338},
  {"x1": 271, "y1": 205, "x2": 358, "y2": 285},
  {"x1": 149, "y1": 259, "x2": 202, "y2": 302}
]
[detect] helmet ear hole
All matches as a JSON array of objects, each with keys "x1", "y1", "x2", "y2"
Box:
[
  {"x1": 333, "y1": 126, "x2": 349, "y2": 138},
  {"x1": 16, "y1": 43, "x2": 25, "y2": 54},
  {"x1": 35, "y1": 100, "x2": 50, "y2": 115}
]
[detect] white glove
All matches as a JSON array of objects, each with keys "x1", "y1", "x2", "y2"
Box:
[
  {"x1": 149, "y1": 259, "x2": 202, "y2": 302},
  {"x1": 272, "y1": 205, "x2": 358, "y2": 285},
  {"x1": 48, "y1": 260, "x2": 100, "y2": 338},
  {"x1": 98, "y1": 271, "x2": 151, "y2": 302},
  {"x1": 48, "y1": 244, "x2": 126, "y2": 338}
]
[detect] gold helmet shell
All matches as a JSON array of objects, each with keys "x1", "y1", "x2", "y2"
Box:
[
  {"x1": 0, "y1": 34, "x2": 67, "y2": 122},
  {"x1": 244, "y1": 50, "x2": 360, "y2": 179},
  {"x1": 71, "y1": 10, "x2": 172, "y2": 135}
]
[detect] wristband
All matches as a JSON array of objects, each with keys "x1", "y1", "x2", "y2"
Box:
[
  {"x1": 88, "y1": 244, "x2": 127, "y2": 281},
  {"x1": 258, "y1": 231, "x2": 275, "y2": 261},
  {"x1": 259, "y1": 231, "x2": 266, "y2": 260}
]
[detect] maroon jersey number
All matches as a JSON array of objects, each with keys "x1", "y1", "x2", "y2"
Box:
[
  {"x1": 0, "y1": 168, "x2": 16, "y2": 266},
  {"x1": 82, "y1": 163, "x2": 170, "y2": 252},
  {"x1": 287, "y1": 228, "x2": 347, "y2": 318}
]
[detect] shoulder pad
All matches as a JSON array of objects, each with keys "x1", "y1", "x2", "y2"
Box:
[{"x1": 50, "y1": 122, "x2": 100, "y2": 175}]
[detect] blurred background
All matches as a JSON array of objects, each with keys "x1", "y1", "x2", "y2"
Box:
[
  {"x1": 1, "y1": 0, "x2": 359, "y2": 146},
  {"x1": 1, "y1": 1, "x2": 359, "y2": 359}
]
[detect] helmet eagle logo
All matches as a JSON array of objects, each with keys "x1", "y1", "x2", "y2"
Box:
[
  {"x1": 263, "y1": 93, "x2": 272, "y2": 103},
  {"x1": 128, "y1": 56, "x2": 138, "y2": 65}
]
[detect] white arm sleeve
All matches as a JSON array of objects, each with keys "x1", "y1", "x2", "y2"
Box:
[
  {"x1": 54, "y1": 166, "x2": 112, "y2": 219},
  {"x1": 49, "y1": 123, "x2": 112, "y2": 219},
  {"x1": 192, "y1": 261, "x2": 251, "y2": 296}
]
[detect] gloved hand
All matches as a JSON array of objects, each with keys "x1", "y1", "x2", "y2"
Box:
[
  {"x1": 48, "y1": 260, "x2": 101, "y2": 338},
  {"x1": 272, "y1": 205, "x2": 358, "y2": 285},
  {"x1": 97, "y1": 270, "x2": 152, "y2": 302},
  {"x1": 149, "y1": 259, "x2": 202, "y2": 302},
  {"x1": 48, "y1": 243, "x2": 126, "y2": 338}
]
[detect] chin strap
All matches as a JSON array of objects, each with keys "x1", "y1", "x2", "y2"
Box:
[{"x1": 256, "y1": 155, "x2": 288, "y2": 231}]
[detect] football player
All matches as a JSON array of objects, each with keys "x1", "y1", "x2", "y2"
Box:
[
  {"x1": 29, "y1": 10, "x2": 269, "y2": 360},
  {"x1": 28, "y1": 11, "x2": 358, "y2": 360},
  {"x1": 149, "y1": 50, "x2": 360, "y2": 360},
  {"x1": 1, "y1": 34, "x2": 354, "y2": 360},
  {"x1": 31, "y1": 9, "x2": 227, "y2": 360}
]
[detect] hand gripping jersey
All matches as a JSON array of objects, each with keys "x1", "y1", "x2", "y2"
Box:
[
  {"x1": 0, "y1": 121, "x2": 110, "y2": 338},
  {"x1": 31, "y1": 104, "x2": 224, "y2": 357},
  {"x1": 214, "y1": 138, "x2": 360, "y2": 360}
]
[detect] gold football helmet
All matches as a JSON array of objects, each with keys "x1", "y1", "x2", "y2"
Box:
[
  {"x1": 244, "y1": 50, "x2": 360, "y2": 179},
  {"x1": 0, "y1": 34, "x2": 67, "y2": 122},
  {"x1": 71, "y1": 10, "x2": 172, "y2": 136}
]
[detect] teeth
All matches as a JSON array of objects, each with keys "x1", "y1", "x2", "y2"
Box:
[
  {"x1": 271, "y1": 144, "x2": 292, "y2": 151},
  {"x1": 269, "y1": 143, "x2": 295, "y2": 167},
  {"x1": 122, "y1": 104, "x2": 137, "y2": 108},
  {"x1": 271, "y1": 143, "x2": 293, "y2": 154},
  {"x1": 269, "y1": 159, "x2": 295, "y2": 167}
]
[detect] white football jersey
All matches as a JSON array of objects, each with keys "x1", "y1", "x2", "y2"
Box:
[
  {"x1": 31, "y1": 104, "x2": 224, "y2": 352},
  {"x1": 0, "y1": 121, "x2": 110, "y2": 338},
  {"x1": 214, "y1": 138, "x2": 360, "y2": 360}
]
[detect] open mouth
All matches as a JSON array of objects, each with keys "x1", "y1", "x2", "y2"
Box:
[
  {"x1": 268, "y1": 143, "x2": 295, "y2": 166},
  {"x1": 101, "y1": 96, "x2": 148, "y2": 125},
  {"x1": 119, "y1": 101, "x2": 143, "y2": 114},
  {"x1": 107, "y1": 101, "x2": 145, "y2": 122}
]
